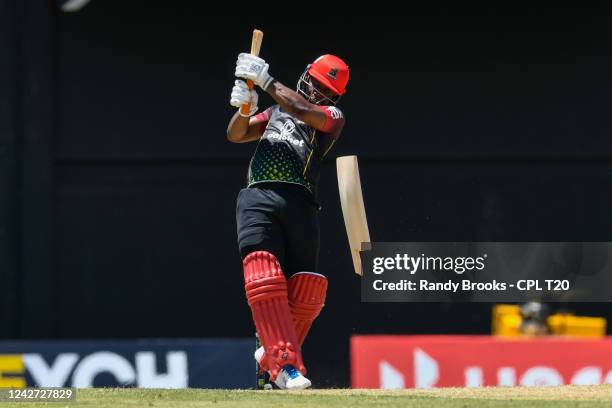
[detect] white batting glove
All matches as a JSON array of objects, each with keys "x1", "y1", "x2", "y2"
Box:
[
  {"x1": 230, "y1": 79, "x2": 259, "y2": 117},
  {"x1": 235, "y1": 53, "x2": 274, "y2": 90}
]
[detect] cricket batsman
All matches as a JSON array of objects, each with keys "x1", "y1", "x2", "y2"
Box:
[{"x1": 227, "y1": 52, "x2": 349, "y2": 389}]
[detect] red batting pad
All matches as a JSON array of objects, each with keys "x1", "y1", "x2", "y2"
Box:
[
  {"x1": 288, "y1": 272, "x2": 328, "y2": 346},
  {"x1": 243, "y1": 251, "x2": 305, "y2": 380}
]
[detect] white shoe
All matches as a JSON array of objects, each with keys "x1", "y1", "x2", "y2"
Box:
[
  {"x1": 274, "y1": 365, "x2": 312, "y2": 389},
  {"x1": 254, "y1": 346, "x2": 312, "y2": 389}
]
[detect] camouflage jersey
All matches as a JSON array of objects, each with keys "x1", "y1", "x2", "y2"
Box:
[{"x1": 247, "y1": 104, "x2": 345, "y2": 196}]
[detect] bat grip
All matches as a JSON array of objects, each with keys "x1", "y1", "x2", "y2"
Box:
[
  {"x1": 240, "y1": 79, "x2": 255, "y2": 116},
  {"x1": 240, "y1": 30, "x2": 263, "y2": 116}
]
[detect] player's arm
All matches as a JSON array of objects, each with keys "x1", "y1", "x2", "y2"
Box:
[
  {"x1": 265, "y1": 80, "x2": 326, "y2": 129},
  {"x1": 234, "y1": 53, "x2": 345, "y2": 133},
  {"x1": 226, "y1": 111, "x2": 268, "y2": 143},
  {"x1": 266, "y1": 80, "x2": 344, "y2": 131},
  {"x1": 226, "y1": 79, "x2": 268, "y2": 143}
]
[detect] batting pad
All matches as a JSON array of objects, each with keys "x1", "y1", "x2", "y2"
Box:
[
  {"x1": 243, "y1": 251, "x2": 305, "y2": 380},
  {"x1": 288, "y1": 272, "x2": 328, "y2": 346}
]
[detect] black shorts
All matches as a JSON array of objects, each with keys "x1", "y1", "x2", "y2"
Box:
[{"x1": 236, "y1": 182, "x2": 320, "y2": 275}]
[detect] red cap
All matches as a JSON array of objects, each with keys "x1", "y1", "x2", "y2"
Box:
[{"x1": 307, "y1": 54, "x2": 349, "y2": 96}]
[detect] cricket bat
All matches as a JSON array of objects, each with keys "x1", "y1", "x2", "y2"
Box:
[
  {"x1": 240, "y1": 29, "x2": 264, "y2": 116},
  {"x1": 337, "y1": 155, "x2": 371, "y2": 276}
]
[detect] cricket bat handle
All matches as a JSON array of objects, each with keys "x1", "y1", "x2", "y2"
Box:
[{"x1": 240, "y1": 29, "x2": 264, "y2": 116}]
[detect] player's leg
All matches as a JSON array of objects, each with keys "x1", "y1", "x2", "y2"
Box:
[
  {"x1": 278, "y1": 186, "x2": 324, "y2": 345},
  {"x1": 236, "y1": 187, "x2": 285, "y2": 265},
  {"x1": 260, "y1": 272, "x2": 326, "y2": 387},
  {"x1": 278, "y1": 185, "x2": 321, "y2": 277},
  {"x1": 243, "y1": 251, "x2": 304, "y2": 378},
  {"x1": 287, "y1": 271, "x2": 328, "y2": 346},
  {"x1": 236, "y1": 187, "x2": 309, "y2": 388}
]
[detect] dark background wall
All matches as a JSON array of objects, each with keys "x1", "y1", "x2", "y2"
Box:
[{"x1": 2, "y1": 4, "x2": 612, "y2": 387}]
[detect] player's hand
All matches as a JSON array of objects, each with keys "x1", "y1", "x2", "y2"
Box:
[
  {"x1": 235, "y1": 53, "x2": 274, "y2": 90},
  {"x1": 230, "y1": 79, "x2": 259, "y2": 117}
]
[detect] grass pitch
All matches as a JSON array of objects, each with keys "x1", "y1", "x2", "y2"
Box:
[{"x1": 1, "y1": 386, "x2": 612, "y2": 407}]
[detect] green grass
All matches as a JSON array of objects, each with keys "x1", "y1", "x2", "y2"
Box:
[{"x1": 1, "y1": 386, "x2": 612, "y2": 407}]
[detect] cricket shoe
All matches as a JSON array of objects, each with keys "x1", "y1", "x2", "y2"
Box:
[
  {"x1": 275, "y1": 365, "x2": 312, "y2": 389},
  {"x1": 254, "y1": 346, "x2": 312, "y2": 389}
]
